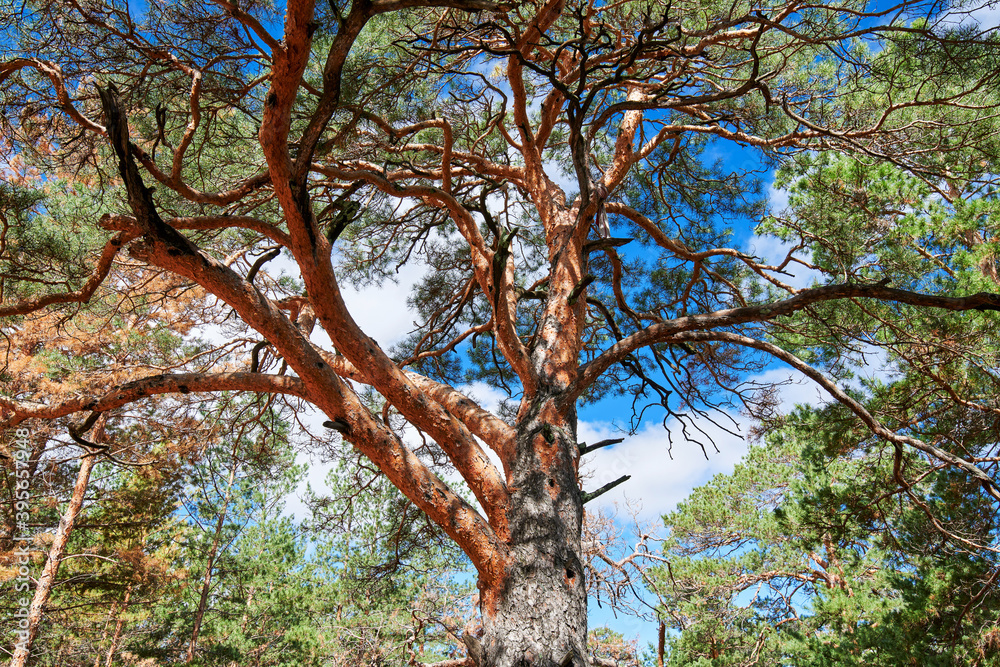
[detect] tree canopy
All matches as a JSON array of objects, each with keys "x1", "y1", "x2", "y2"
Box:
[{"x1": 2, "y1": 0, "x2": 1000, "y2": 664}]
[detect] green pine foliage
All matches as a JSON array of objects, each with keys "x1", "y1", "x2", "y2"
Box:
[{"x1": 655, "y1": 410, "x2": 1000, "y2": 666}]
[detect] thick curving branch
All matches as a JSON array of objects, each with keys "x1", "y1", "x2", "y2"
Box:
[
  {"x1": 99, "y1": 213, "x2": 292, "y2": 248},
  {"x1": 573, "y1": 281, "x2": 1000, "y2": 401},
  {"x1": 95, "y1": 80, "x2": 511, "y2": 577},
  {"x1": 310, "y1": 163, "x2": 537, "y2": 396},
  {"x1": 0, "y1": 231, "x2": 135, "y2": 317},
  {"x1": 323, "y1": 352, "x2": 517, "y2": 470},
  {"x1": 0, "y1": 372, "x2": 308, "y2": 427}
]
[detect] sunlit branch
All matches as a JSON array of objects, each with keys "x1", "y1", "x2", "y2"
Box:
[
  {"x1": 100, "y1": 214, "x2": 292, "y2": 248},
  {"x1": 0, "y1": 372, "x2": 307, "y2": 427},
  {"x1": 668, "y1": 330, "x2": 1000, "y2": 502}
]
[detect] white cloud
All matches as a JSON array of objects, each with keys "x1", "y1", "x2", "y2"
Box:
[
  {"x1": 283, "y1": 449, "x2": 338, "y2": 522},
  {"x1": 576, "y1": 356, "x2": 840, "y2": 523},
  {"x1": 340, "y1": 260, "x2": 426, "y2": 348},
  {"x1": 578, "y1": 416, "x2": 750, "y2": 522},
  {"x1": 751, "y1": 366, "x2": 824, "y2": 411},
  {"x1": 766, "y1": 181, "x2": 790, "y2": 215},
  {"x1": 972, "y1": 4, "x2": 1000, "y2": 28},
  {"x1": 838, "y1": 342, "x2": 900, "y2": 393},
  {"x1": 938, "y1": 1, "x2": 1000, "y2": 29},
  {"x1": 576, "y1": 364, "x2": 834, "y2": 646},
  {"x1": 543, "y1": 159, "x2": 580, "y2": 200},
  {"x1": 252, "y1": 247, "x2": 426, "y2": 351},
  {"x1": 749, "y1": 180, "x2": 826, "y2": 290}
]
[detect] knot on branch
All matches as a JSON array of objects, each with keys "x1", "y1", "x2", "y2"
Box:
[{"x1": 972, "y1": 292, "x2": 1000, "y2": 311}]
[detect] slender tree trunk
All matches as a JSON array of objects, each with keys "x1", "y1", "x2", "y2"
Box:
[
  {"x1": 185, "y1": 459, "x2": 237, "y2": 664},
  {"x1": 479, "y1": 396, "x2": 587, "y2": 667},
  {"x1": 657, "y1": 621, "x2": 666, "y2": 667},
  {"x1": 10, "y1": 448, "x2": 98, "y2": 667},
  {"x1": 94, "y1": 598, "x2": 119, "y2": 667},
  {"x1": 224, "y1": 585, "x2": 257, "y2": 667},
  {"x1": 239, "y1": 584, "x2": 255, "y2": 634},
  {"x1": 104, "y1": 584, "x2": 132, "y2": 667}
]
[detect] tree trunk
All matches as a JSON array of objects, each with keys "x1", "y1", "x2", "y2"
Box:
[
  {"x1": 657, "y1": 620, "x2": 666, "y2": 667},
  {"x1": 239, "y1": 584, "x2": 255, "y2": 634},
  {"x1": 184, "y1": 466, "x2": 236, "y2": 665},
  {"x1": 186, "y1": 450, "x2": 238, "y2": 664},
  {"x1": 479, "y1": 397, "x2": 588, "y2": 667},
  {"x1": 11, "y1": 447, "x2": 98, "y2": 667},
  {"x1": 94, "y1": 598, "x2": 119, "y2": 667},
  {"x1": 104, "y1": 584, "x2": 133, "y2": 667},
  {"x1": 185, "y1": 512, "x2": 226, "y2": 664}
]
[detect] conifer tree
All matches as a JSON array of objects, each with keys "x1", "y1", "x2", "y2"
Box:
[{"x1": 2, "y1": 0, "x2": 999, "y2": 664}]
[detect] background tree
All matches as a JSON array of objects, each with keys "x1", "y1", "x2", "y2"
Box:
[
  {"x1": 653, "y1": 404, "x2": 1000, "y2": 666},
  {"x1": 652, "y1": 146, "x2": 1000, "y2": 665},
  {"x1": 305, "y1": 440, "x2": 476, "y2": 666},
  {"x1": 2, "y1": 0, "x2": 1000, "y2": 665},
  {"x1": 0, "y1": 248, "x2": 219, "y2": 664}
]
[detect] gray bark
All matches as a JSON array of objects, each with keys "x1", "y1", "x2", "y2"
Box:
[{"x1": 480, "y1": 397, "x2": 588, "y2": 667}]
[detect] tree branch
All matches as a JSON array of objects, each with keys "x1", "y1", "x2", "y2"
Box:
[
  {"x1": 669, "y1": 330, "x2": 1000, "y2": 501},
  {"x1": 0, "y1": 231, "x2": 134, "y2": 317},
  {"x1": 0, "y1": 372, "x2": 308, "y2": 427},
  {"x1": 99, "y1": 214, "x2": 292, "y2": 248},
  {"x1": 97, "y1": 84, "x2": 511, "y2": 576},
  {"x1": 574, "y1": 282, "x2": 1000, "y2": 400},
  {"x1": 579, "y1": 438, "x2": 624, "y2": 455},
  {"x1": 583, "y1": 474, "x2": 631, "y2": 504}
]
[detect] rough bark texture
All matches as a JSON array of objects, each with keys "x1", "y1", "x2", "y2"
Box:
[
  {"x1": 481, "y1": 397, "x2": 587, "y2": 667},
  {"x1": 4, "y1": 1, "x2": 1000, "y2": 663},
  {"x1": 11, "y1": 445, "x2": 98, "y2": 667}
]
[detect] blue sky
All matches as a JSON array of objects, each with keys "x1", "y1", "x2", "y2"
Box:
[{"x1": 224, "y1": 0, "x2": 998, "y2": 653}]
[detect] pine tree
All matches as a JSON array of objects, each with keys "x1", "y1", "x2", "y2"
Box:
[{"x1": 3, "y1": 1, "x2": 1000, "y2": 664}]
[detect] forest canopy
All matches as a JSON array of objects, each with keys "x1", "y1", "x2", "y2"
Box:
[{"x1": 1, "y1": 0, "x2": 999, "y2": 665}]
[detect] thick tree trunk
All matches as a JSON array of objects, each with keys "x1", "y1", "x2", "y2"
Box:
[{"x1": 479, "y1": 397, "x2": 587, "y2": 667}]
